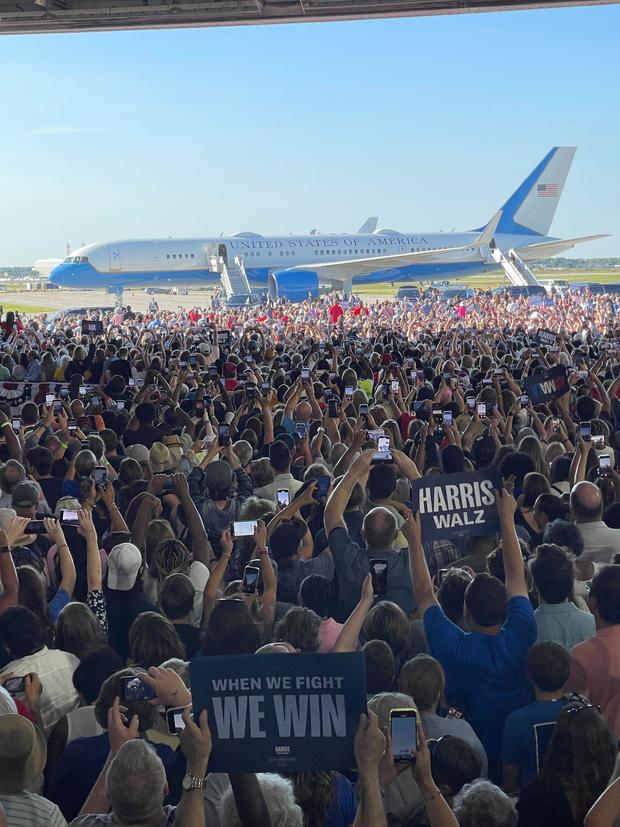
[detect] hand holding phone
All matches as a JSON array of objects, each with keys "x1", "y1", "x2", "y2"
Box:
[{"x1": 390, "y1": 708, "x2": 417, "y2": 762}]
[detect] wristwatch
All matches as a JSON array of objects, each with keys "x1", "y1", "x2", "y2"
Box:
[{"x1": 182, "y1": 773, "x2": 208, "y2": 791}]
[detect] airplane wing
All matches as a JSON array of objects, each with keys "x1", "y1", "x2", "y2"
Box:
[
  {"x1": 286, "y1": 211, "x2": 502, "y2": 280},
  {"x1": 358, "y1": 216, "x2": 379, "y2": 234},
  {"x1": 516, "y1": 234, "x2": 610, "y2": 260}
]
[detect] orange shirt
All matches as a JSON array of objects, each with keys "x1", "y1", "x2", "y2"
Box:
[{"x1": 567, "y1": 625, "x2": 620, "y2": 739}]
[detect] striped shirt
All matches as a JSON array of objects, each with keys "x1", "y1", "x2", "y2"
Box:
[{"x1": 0, "y1": 791, "x2": 67, "y2": 826}]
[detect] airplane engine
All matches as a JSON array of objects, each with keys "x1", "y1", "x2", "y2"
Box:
[{"x1": 268, "y1": 269, "x2": 320, "y2": 302}]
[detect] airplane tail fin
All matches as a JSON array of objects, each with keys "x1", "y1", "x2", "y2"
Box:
[
  {"x1": 475, "y1": 147, "x2": 576, "y2": 237},
  {"x1": 358, "y1": 216, "x2": 378, "y2": 234}
]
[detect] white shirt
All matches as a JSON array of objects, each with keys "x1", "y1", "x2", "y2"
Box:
[
  {"x1": 0, "y1": 647, "x2": 79, "y2": 735},
  {"x1": 255, "y1": 472, "x2": 304, "y2": 503},
  {"x1": 577, "y1": 521, "x2": 620, "y2": 564},
  {"x1": 0, "y1": 790, "x2": 67, "y2": 826}
]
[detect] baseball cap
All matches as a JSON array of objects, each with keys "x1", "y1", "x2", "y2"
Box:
[
  {"x1": 11, "y1": 481, "x2": 41, "y2": 509},
  {"x1": 107, "y1": 543, "x2": 142, "y2": 591},
  {"x1": 203, "y1": 460, "x2": 233, "y2": 492}
]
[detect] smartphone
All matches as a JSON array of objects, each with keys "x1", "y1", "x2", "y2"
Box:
[
  {"x1": 301, "y1": 368, "x2": 310, "y2": 383},
  {"x1": 91, "y1": 396, "x2": 101, "y2": 408},
  {"x1": 45, "y1": 393, "x2": 55, "y2": 405},
  {"x1": 359, "y1": 403, "x2": 369, "y2": 417},
  {"x1": 295, "y1": 422, "x2": 306, "y2": 439},
  {"x1": 2, "y1": 676, "x2": 25, "y2": 695},
  {"x1": 580, "y1": 421, "x2": 592, "y2": 441},
  {"x1": 53, "y1": 400, "x2": 63, "y2": 415},
  {"x1": 261, "y1": 382, "x2": 270, "y2": 396},
  {"x1": 189, "y1": 355, "x2": 198, "y2": 367},
  {"x1": 367, "y1": 429, "x2": 385, "y2": 441},
  {"x1": 520, "y1": 394, "x2": 529, "y2": 408},
  {"x1": 432, "y1": 409, "x2": 443, "y2": 423},
  {"x1": 116, "y1": 400, "x2": 125, "y2": 411},
  {"x1": 437, "y1": 568, "x2": 450, "y2": 586},
  {"x1": 166, "y1": 705, "x2": 188, "y2": 735},
  {"x1": 93, "y1": 466, "x2": 107, "y2": 487},
  {"x1": 68, "y1": 419, "x2": 77, "y2": 433},
  {"x1": 128, "y1": 378, "x2": 135, "y2": 386},
  {"x1": 60, "y1": 387, "x2": 70, "y2": 399},
  {"x1": 242, "y1": 564, "x2": 260, "y2": 595},
  {"x1": 328, "y1": 399, "x2": 338, "y2": 419},
  {"x1": 442, "y1": 411, "x2": 453, "y2": 426},
  {"x1": 390, "y1": 380, "x2": 400, "y2": 393},
  {"x1": 329, "y1": 372, "x2": 336, "y2": 382},
  {"x1": 209, "y1": 365, "x2": 218, "y2": 377},
  {"x1": 119, "y1": 676, "x2": 156, "y2": 701},
  {"x1": 477, "y1": 402, "x2": 487, "y2": 418},
  {"x1": 344, "y1": 386, "x2": 354, "y2": 401},
  {"x1": 598, "y1": 454, "x2": 612, "y2": 477},
  {"x1": 382, "y1": 383, "x2": 390, "y2": 399},
  {"x1": 592, "y1": 434, "x2": 605, "y2": 449},
  {"x1": 195, "y1": 399, "x2": 205, "y2": 415},
  {"x1": 11, "y1": 418, "x2": 20, "y2": 432},
  {"x1": 219, "y1": 424, "x2": 230, "y2": 446},
  {"x1": 79, "y1": 385, "x2": 87, "y2": 396},
  {"x1": 277, "y1": 489, "x2": 290, "y2": 510},
  {"x1": 314, "y1": 475, "x2": 330, "y2": 501},
  {"x1": 245, "y1": 354, "x2": 254, "y2": 365},
  {"x1": 370, "y1": 559, "x2": 388, "y2": 596},
  {"x1": 24, "y1": 520, "x2": 45, "y2": 534},
  {"x1": 390, "y1": 709, "x2": 418, "y2": 762},
  {"x1": 246, "y1": 382, "x2": 256, "y2": 399},
  {"x1": 231, "y1": 520, "x2": 258, "y2": 537},
  {"x1": 372, "y1": 436, "x2": 392, "y2": 464},
  {"x1": 494, "y1": 368, "x2": 503, "y2": 376},
  {"x1": 466, "y1": 397, "x2": 475, "y2": 413},
  {"x1": 60, "y1": 509, "x2": 80, "y2": 526}
]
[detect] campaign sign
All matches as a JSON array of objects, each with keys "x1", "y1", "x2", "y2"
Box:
[
  {"x1": 190, "y1": 652, "x2": 367, "y2": 773},
  {"x1": 534, "y1": 328, "x2": 557, "y2": 347},
  {"x1": 217, "y1": 329, "x2": 232, "y2": 348},
  {"x1": 410, "y1": 469, "x2": 501, "y2": 541},
  {"x1": 524, "y1": 364, "x2": 568, "y2": 405}
]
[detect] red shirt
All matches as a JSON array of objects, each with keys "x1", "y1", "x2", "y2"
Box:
[{"x1": 329, "y1": 304, "x2": 344, "y2": 324}]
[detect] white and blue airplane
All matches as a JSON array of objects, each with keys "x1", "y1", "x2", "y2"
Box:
[{"x1": 49, "y1": 147, "x2": 607, "y2": 302}]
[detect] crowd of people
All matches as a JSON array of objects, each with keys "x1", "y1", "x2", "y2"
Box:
[{"x1": 0, "y1": 284, "x2": 618, "y2": 827}]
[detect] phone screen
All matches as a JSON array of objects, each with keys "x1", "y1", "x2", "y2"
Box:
[
  {"x1": 521, "y1": 394, "x2": 529, "y2": 407},
  {"x1": 390, "y1": 710, "x2": 417, "y2": 761},
  {"x1": 3, "y1": 676, "x2": 25, "y2": 695},
  {"x1": 232, "y1": 520, "x2": 258, "y2": 537},
  {"x1": 117, "y1": 400, "x2": 125, "y2": 411},
  {"x1": 60, "y1": 510, "x2": 80, "y2": 525},
  {"x1": 442, "y1": 411, "x2": 453, "y2": 426},
  {"x1": 328, "y1": 400, "x2": 338, "y2": 418},
  {"x1": 120, "y1": 676, "x2": 156, "y2": 701},
  {"x1": 261, "y1": 382, "x2": 270, "y2": 396},
  {"x1": 25, "y1": 520, "x2": 45, "y2": 534},
  {"x1": 466, "y1": 398, "x2": 475, "y2": 412},
  {"x1": 359, "y1": 403, "x2": 369, "y2": 417},
  {"x1": 370, "y1": 559, "x2": 388, "y2": 595},
  {"x1": 242, "y1": 565, "x2": 260, "y2": 594},
  {"x1": 345, "y1": 386, "x2": 354, "y2": 400},
  {"x1": 93, "y1": 466, "x2": 107, "y2": 486},
  {"x1": 314, "y1": 475, "x2": 330, "y2": 501},
  {"x1": 599, "y1": 454, "x2": 612, "y2": 476},
  {"x1": 301, "y1": 368, "x2": 310, "y2": 382},
  {"x1": 219, "y1": 425, "x2": 230, "y2": 446},
  {"x1": 391, "y1": 380, "x2": 399, "y2": 393},
  {"x1": 295, "y1": 422, "x2": 306, "y2": 439},
  {"x1": 167, "y1": 707, "x2": 187, "y2": 735},
  {"x1": 580, "y1": 421, "x2": 592, "y2": 440},
  {"x1": 45, "y1": 393, "x2": 55, "y2": 404},
  {"x1": 11, "y1": 418, "x2": 20, "y2": 432},
  {"x1": 477, "y1": 403, "x2": 487, "y2": 418},
  {"x1": 277, "y1": 489, "x2": 290, "y2": 510}
]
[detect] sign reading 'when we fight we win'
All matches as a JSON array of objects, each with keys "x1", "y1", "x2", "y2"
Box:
[{"x1": 410, "y1": 470, "x2": 502, "y2": 541}]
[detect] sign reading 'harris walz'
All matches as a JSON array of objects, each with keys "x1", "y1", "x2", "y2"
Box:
[
  {"x1": 410, "y1": 469, "x2": 502, "y2": 541},
  {"x1": 524, "y1": 364, "x2": 568, "y2": 405},
  {"x1": 190, "y1": 652, "x2": 367, "y2": 773}
]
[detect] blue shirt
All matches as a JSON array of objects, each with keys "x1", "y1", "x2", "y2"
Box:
[
  {"x1": 534, "y1": 601, "x2": 595, "y2": 649},
  {"x1": 423, "y1": 596, "x2": 537, "y2": 765},
  {"x1": 328, "y1": 527, "x2": 415, "y2": 622},
  {"x1": 501, "y1": 698, "x2": 568, "y2": 786},
  {"x1": 324, "y1": 773, "x2": 358, "y2": 827}
]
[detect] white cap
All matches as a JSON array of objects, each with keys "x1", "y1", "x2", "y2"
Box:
[{"x1": 107, "y1": 543, "x2": 142, "y2": 591}]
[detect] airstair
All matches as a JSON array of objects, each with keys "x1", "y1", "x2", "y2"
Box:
[
  {"x1": 210, "y1": 254, "x2": 253, "y2": 302},
  {"x1": 490, "y1": 247, "x2": 541, "y2": 287}
]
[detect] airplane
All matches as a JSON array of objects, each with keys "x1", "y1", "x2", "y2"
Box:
[{"x1": 48, "y1": 147, "x2": 607, "y2": 302}]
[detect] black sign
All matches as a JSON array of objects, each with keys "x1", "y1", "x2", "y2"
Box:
[
  {"x1": 217, "y1": 329, "x2": 232, "y2": 348},
  {"x1": 410, "y1": 469, "x2": 501, "y2": 541},
  {"x1": 524, "y1": 364, "x2": 568, "y2": 404},
  {"x1": 189, "y1": 652, "x2": 367, "y2": 773},
  {"x1": 534, "y1": 329, "x2": 557, "y2": 347},
  {"x1": 81, "y1": 320, "x2": 103, "y2": 335}
]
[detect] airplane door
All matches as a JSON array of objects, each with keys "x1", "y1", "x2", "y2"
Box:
[
  {"x1": 108, "y1": 245, "x2": 122, "y2": 271},
  {"x1": 218, "y1": 244, "x2": 228, "y2": 266}
]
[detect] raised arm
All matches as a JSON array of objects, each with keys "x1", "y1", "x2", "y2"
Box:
[
  {"x1": 496, "y1": 488, "x2": 528, "y2": 598},
  {"x1": 0, "y1": 520, "x2": 22, "y2": 614},
  {"x1": 353, "y1": 712, "x2": 388, "y2": 827},
  {"x1": 202, "y1": 529, "x2": 233, "y2": 623},
  {"x1": 403, "y1": 511, "x2": 438, "y2": 614},
  {"x1": 172, "y1": 473, "x2": 212, "y2": 568},
  {"x1": 44, "y1": 518, "x2": 76, "y2": 598},
  {"x1": 333, "y1": 575, "x2": 373, "y2": 653},
  {"x1": 324, "y1": 449, "x2": 374, "y2": 535}
]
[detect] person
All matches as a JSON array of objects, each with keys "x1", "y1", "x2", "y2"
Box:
[
  {"x1": 255, "y1": 441, "x2": 304, "y2": 503},
  {"x1": 407, "y1": 490, "x2": 536, "y2": 779},
  {"x1": 325, "y1": 450, "x2": 415, "y2": 621},
  {"x1": 530, "y1": 543, "x2": 595, "y2": 648},
  {"x1": 298, "y1": 575, "x2": 344, "y2": 653},
  {"x1": 68, "y1": 703, "x2": 211, "y2": 827},
  {"x1": 0, "y1": 713, "x2": 67, "y2": 826},
  {"x1": 452, "y1": 779, "x2": 517, "y2": 827},
  {"x1": 399, "y1": 654, "x2": 488, "y2": 777},
  {"x1": 570, "y1": 482, "x2": 620, "y2": 564},
  {"x1": 565, "y1": 564, "x2": 620, "y2": 738},
  {"x1": 516, "y1": 702, "x2": 617, "y2": 827},
  {"x1": 159, "y1": 574, "x2": 203, "y2": 658},
  {"x1": 501, "y1": 640, "x2": 572, "y2": 792}
]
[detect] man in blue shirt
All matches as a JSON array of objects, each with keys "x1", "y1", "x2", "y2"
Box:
[
  {"x1": 501, "y1": 640, "x2": 571, "y2": 792},
  {"x1": 325, "y1": 449, "x2": 415, "y2": 622},
  {"x1": 406, "y1": 488, "x2": 537, "y2": 781}
]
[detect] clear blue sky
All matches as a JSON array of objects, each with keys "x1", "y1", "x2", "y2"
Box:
[{"x1": 2, "y1": 3, "x2": 619, "y2": 264}]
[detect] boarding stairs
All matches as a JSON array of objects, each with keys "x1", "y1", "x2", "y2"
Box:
[
  {"x1": 490, "y1": 247, "x2": 541, "y2": 287},
  {"x1": 210, "y1": 254, "x2": 253, "y2": 301}
]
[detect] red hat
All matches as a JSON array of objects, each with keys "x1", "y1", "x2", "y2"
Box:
[{"x1": 380, "y1": 353, "x2": 392, "y2": 366}]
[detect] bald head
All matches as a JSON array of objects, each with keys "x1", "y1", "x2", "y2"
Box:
[
  {"x1": 570, "y1": 481, "x2": 603, "y2": 523},
  {"x1": 363, "y1": 507, "x2": 398, "y2": 552},
  {"x1": 295, "y1": 401, "x2": 312, "y2": 422}
]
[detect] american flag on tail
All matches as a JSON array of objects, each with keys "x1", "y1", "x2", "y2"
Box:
[{"x1": 537, "y1": 183, "x2": 559, "y2": 198}]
